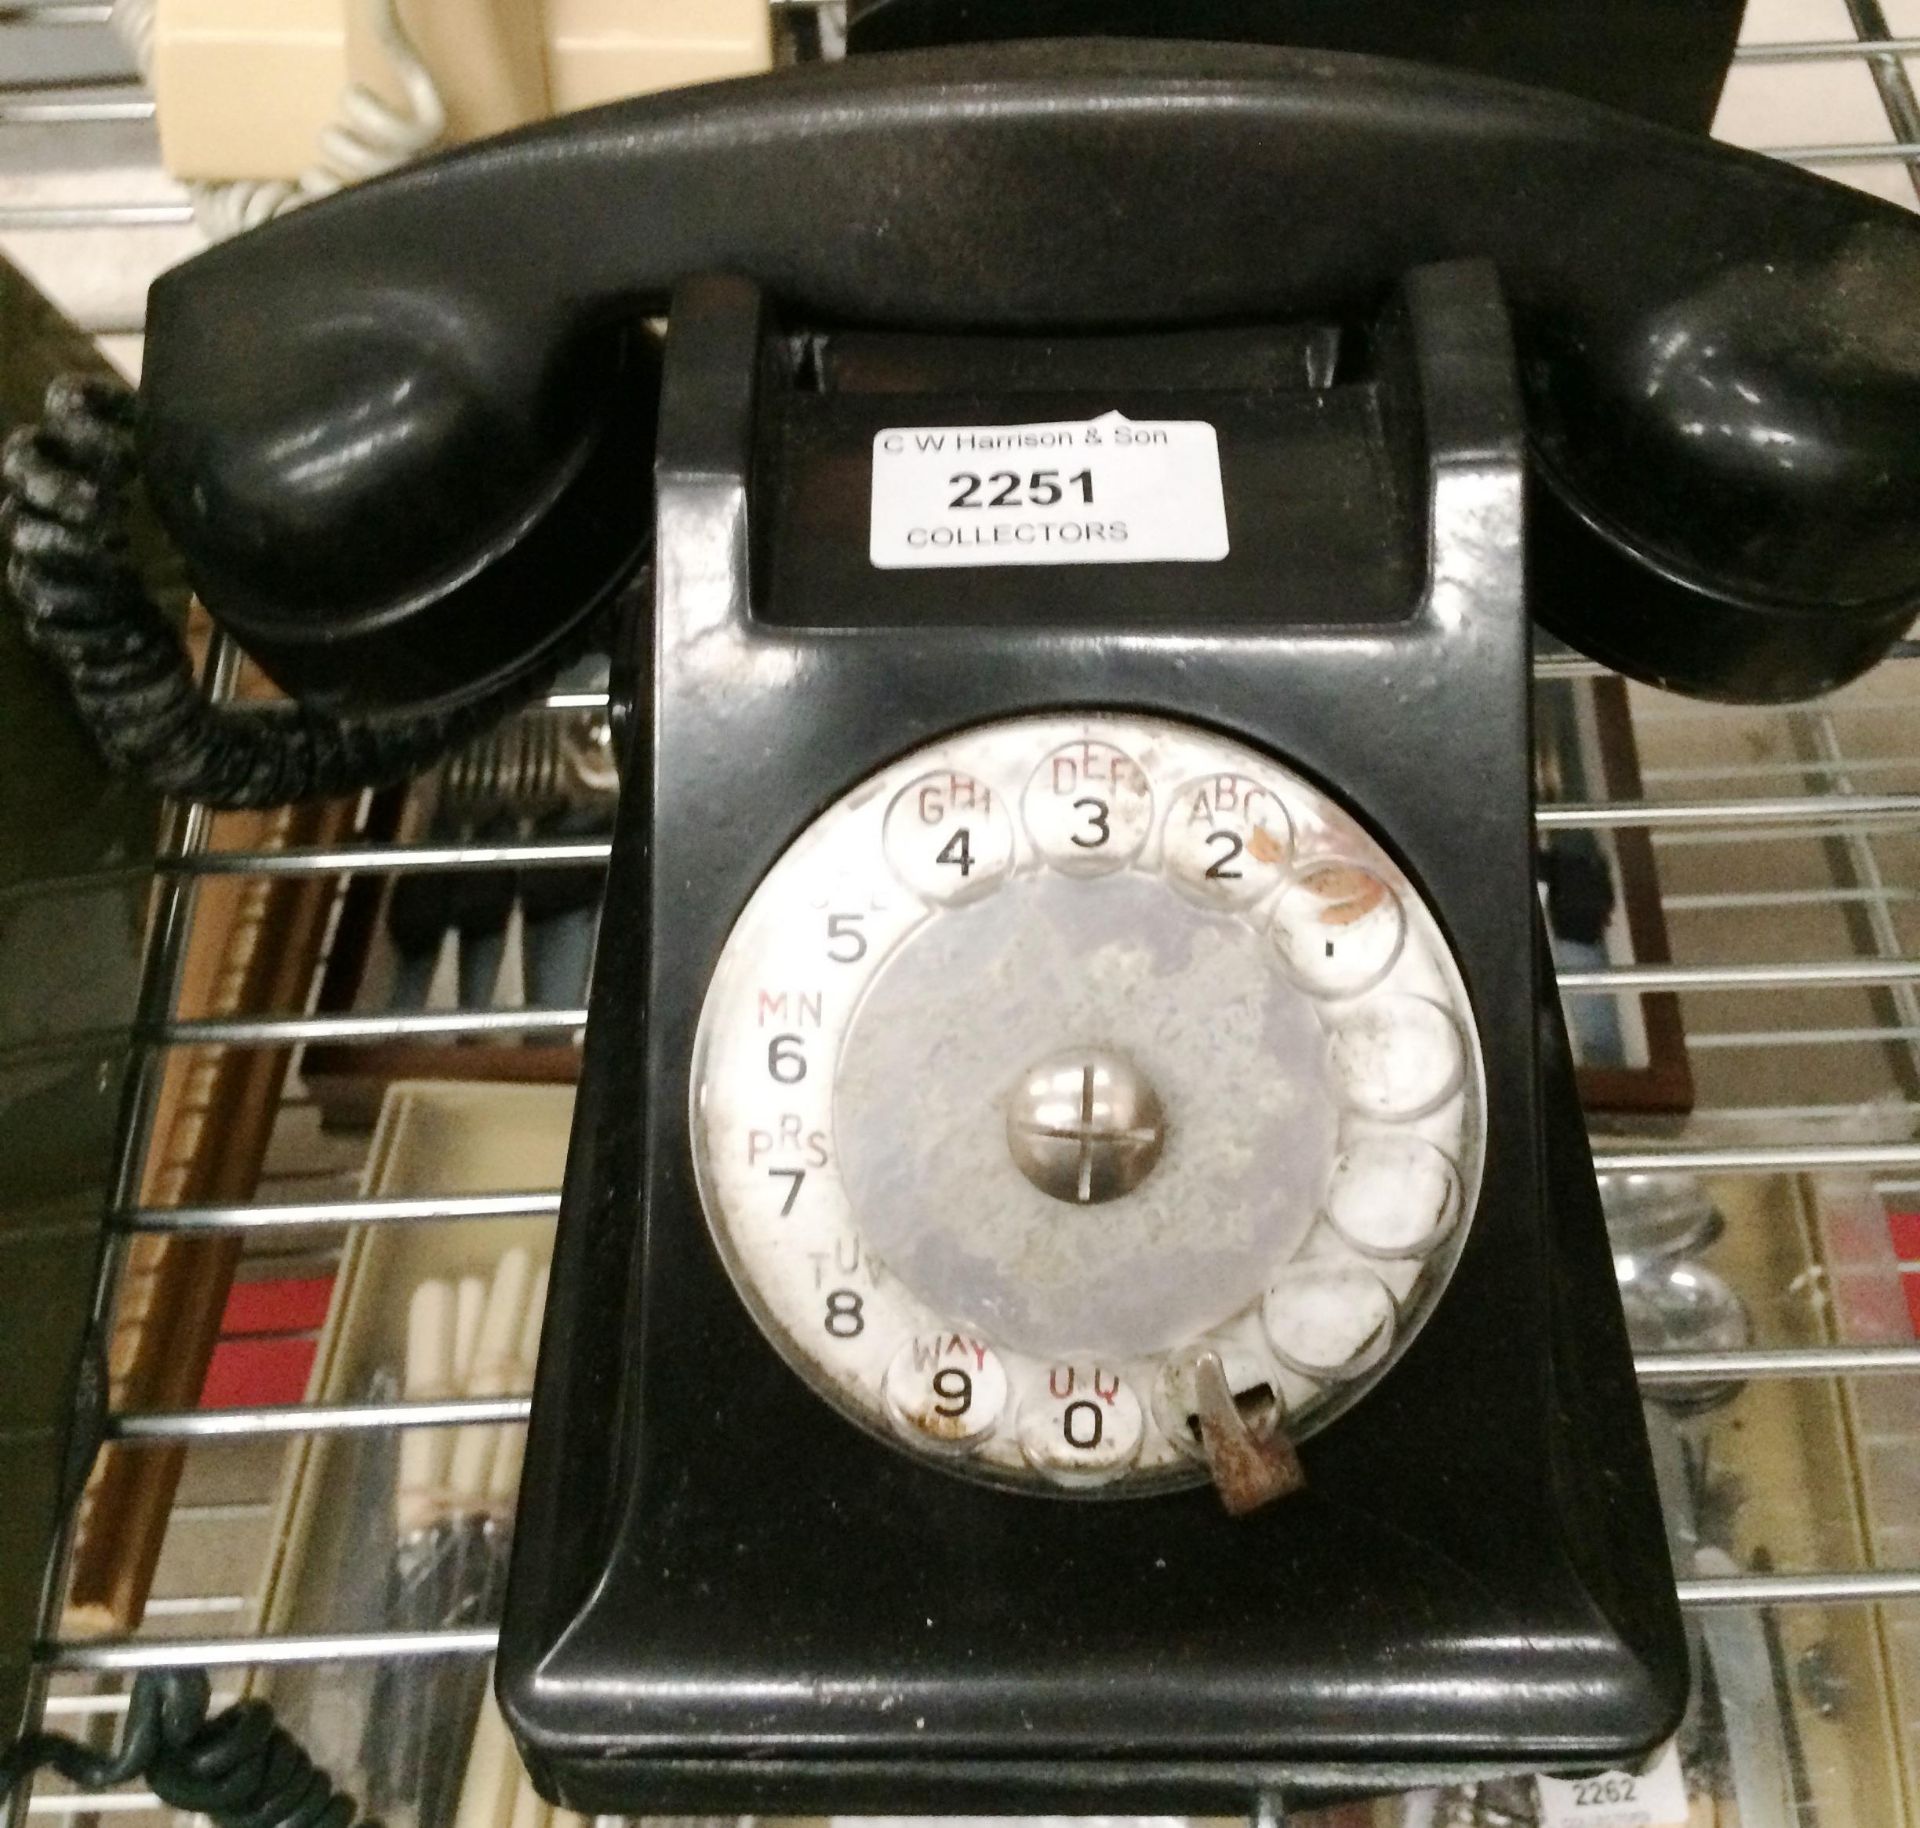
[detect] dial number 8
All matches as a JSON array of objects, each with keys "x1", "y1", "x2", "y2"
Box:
[{"x1": 824, "y1": 1289, "x2": 864, "y2": 1337}]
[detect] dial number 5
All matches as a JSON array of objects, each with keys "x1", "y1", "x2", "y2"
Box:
[{"x1": 826, "y1": 912, "x2": 867, "y2": 963}]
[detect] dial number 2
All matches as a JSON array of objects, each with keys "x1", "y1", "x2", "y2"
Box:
[
  {"x1": 1164, "y1": 773, "x2": 1293, "y2": 910},
  {"x1": 1204, "y1": 830, "x2": 1244, "y2": 879}
]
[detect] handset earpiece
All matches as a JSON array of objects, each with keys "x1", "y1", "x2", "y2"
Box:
[
  {"x1": 133, "y1": 40, "x2": 1920, "y2": 714},
  {"x1": 138, "y1": 285, "x2": 658, "y2": 715},
  {"x1": 1525, "y1": 223, "x2": 1920, "y2": 700}
]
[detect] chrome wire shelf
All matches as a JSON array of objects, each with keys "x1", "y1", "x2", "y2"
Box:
[
  {"x1": 17, "y1": 663, "x2": 1919, "y2": 1679},
  {"x1": 5, "y1": 1, "x2": 1920, "y2": 1815}
]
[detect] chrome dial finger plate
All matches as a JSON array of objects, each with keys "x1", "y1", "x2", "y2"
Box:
[{"x1": 690, "y1": 714, "x2": 1487, "y2": 1495}]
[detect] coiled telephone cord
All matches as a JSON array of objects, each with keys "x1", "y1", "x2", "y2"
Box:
[
  {"x1": 1, "y1": 374, "x2": 562, "y2": 808},
  {"x1": 111, "y1": 0, "x2": 445, "y2": 243},
  {"x1": 0, "y1": 1668, "x2": 369, "y2": 1828}
]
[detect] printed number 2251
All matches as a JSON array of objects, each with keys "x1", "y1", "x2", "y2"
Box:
[{"x1": 948, "y1": 469, "x2": 1093, "y2": 509}]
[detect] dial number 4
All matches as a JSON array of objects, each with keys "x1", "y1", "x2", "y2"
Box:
[{"x1": 936, "y1": 829, "x2": 974, "y2": 876}]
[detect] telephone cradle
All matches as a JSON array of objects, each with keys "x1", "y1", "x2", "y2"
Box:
[{"x1": 12, "y1": 31, "x2": 1920, "y2": 1823}]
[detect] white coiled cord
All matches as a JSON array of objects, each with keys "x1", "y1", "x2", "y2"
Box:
[{"x1": 112, "y1": 0, "x2": 446, "y2": 242}]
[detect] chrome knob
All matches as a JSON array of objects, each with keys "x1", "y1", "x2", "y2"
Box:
[{"x1": 1006, "y1": 1048, "x2": 1165, "y2": 1205}]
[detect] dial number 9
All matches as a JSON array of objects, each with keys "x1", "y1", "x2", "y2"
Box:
[{"x1": 932, "y1": 1367, "x2": 973, "y2": 1417}]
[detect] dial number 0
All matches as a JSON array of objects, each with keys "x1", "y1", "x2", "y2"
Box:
[{"x1": 1062, "y1": 1400, "x2": 1104, "y2": 1449}]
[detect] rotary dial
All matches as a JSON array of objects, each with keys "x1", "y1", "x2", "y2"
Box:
[{"x1": 691, "y1": 714, "x2": 1485, "y2": 1500}]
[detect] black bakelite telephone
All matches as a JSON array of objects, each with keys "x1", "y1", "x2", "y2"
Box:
[{"x1": 7, "y1": 29, "x2": 1920, "y2": 1824}]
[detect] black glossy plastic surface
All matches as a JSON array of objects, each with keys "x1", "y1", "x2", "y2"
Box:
[
  {"x1": 762, "y1": 324, "x2": 1423, "y2": 630},
  {"x1": 496, "y1": 267, "x2": 1686, "y2": 1815},
  {"x1": 846, "y1": 0, "x2": 1748, "y2": 131},
  {"x1": 139, "y1": 41, "x2": 1920, "y2": 708}
]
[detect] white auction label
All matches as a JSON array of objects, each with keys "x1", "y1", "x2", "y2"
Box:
[
  {"x1": 869, "y1": 411, "x2": 1229, "y2": 570},
  {"x1": 1535, "y1": 1742, "x2": 1689, "y2": 1828}
]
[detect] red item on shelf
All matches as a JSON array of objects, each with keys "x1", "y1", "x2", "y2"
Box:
[
  {"x1": 198, "y1": 1275, "x2": 334, "y2": 1408},
  {"x1": 1890, "y1": 1210, "x2": 1920, "y2": 1338}
]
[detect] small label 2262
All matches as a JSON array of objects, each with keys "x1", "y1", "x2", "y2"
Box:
[{"x1": 1535, "y1": 1743, "x2": 1687, "y2": 1828}]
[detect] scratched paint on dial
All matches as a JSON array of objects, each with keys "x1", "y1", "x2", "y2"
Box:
[{"x1": 690, "y1": 714, "x2": 1487, "y2": 1496}]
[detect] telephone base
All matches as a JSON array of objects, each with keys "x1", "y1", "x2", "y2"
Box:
[{"x1": 497, "y1": 263, "x2": 1686, "y2": 1814}]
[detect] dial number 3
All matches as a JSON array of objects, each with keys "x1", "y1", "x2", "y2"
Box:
[{"x1": 1071, "y1": 797, "x2": 1110, "y2": 849}]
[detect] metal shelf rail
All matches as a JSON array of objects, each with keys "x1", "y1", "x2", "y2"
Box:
[{"x1": 4, "y1": 0, "x2": 1920, "y2": 1810}]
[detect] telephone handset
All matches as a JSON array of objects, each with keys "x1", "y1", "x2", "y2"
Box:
[
  {"x1": 136, "y1": 39, "x2": 1920, "y2": 713},
  {"x1": 842, "y1": 0, "x2": 1751, "y2": 131},
  {"x1": 44, "y1": 35, "x2": 1920, "y2": 1817}
]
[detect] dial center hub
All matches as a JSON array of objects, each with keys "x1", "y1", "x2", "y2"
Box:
[{"x1": 1007, "y1": 1048, "x2": 1166, "y2": 1205}]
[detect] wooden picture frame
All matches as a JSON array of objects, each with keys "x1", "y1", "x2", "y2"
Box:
[{"x1": 1537, "y1": 673, "x2": 1694, "y2": 1116}]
